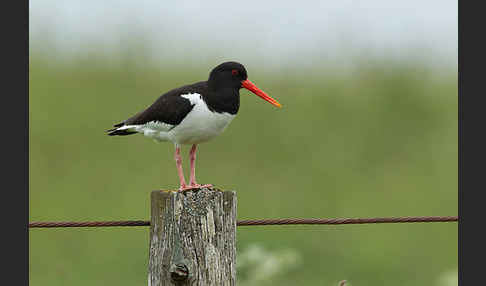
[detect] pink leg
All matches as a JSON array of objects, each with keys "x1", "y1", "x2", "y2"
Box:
[
  {"x1": 189, "y1": 144, "x2": 198, "y2": 186},
  {"x1": 174, "y1": 145, "x2": 187, "y2": 191},
  {"x1": 188, "y1": 144, "x2": 213, "y2": 189}
]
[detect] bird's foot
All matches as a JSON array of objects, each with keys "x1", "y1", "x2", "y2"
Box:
[
  {"x1": 191, "y1": 183, "x2": 213, "y2": 189},
  {"x1": 178, "y1": 184, "x2": 213, "y2": 192}
]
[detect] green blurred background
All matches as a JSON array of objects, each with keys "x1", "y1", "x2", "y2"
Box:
[{"x1": 29, "y1": 1, "x2": 457, "y2": 285}]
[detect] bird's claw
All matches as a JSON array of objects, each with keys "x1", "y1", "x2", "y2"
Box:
[{"x1": 178, "y1": 184, "x2": 213, "y2": 192}]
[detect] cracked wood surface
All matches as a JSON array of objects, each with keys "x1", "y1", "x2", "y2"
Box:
[{"x1": 148, "y1": 188, "x2": 237, "y2": 286}]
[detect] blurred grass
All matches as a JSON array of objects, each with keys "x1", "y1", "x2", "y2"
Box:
[{"x1": 29, "y1": 56, "x2": 457, "y2": 286}]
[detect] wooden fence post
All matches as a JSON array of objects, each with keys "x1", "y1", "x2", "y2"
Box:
[{"x1": 148, "y1": 188, "x2": 237, "y2": 286}]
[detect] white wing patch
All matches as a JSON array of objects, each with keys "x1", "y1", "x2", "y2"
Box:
[{"x1": 180, "y1": 93, "x2": 202, "y2": 105}]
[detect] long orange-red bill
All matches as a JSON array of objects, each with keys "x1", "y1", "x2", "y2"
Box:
[{"x1": 241, "y1": 79, "x2": 281, "y2": 108}]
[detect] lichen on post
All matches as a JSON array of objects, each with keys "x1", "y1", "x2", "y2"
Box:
[{"x1": 148, "y1": 188, "x2": 237, "y2": 286}]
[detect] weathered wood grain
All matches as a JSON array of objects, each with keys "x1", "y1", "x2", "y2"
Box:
[{"x1": 148, "y1": 188, "x2": 237, "y2": 286}]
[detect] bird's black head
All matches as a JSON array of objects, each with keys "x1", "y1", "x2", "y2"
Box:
[
  {"x1": 208, "y1": 61, "x2": 248, "y2": 90},
  {"x1": 208, "y1": 61, "x2": 282, "y2": 108}
]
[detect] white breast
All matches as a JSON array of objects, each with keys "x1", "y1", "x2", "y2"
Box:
[{"x1": 168, "y1": 93, "x2": 235, "y2": 145}]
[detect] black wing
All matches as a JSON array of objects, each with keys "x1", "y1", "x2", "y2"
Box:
[{"x1": 107, "y1": 81, "x2": 208, "y2": 135}]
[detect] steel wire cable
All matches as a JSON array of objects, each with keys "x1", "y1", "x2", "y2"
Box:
[{"x1": 29, "y1": 216, "x2": 458, "y2": 228}]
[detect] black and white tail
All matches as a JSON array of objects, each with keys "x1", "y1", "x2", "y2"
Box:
[{"x1": 106, "y1": 123, "x2": 137, "y2": 136}]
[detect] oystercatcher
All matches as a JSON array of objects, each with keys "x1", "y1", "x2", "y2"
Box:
[{"x1": 106, "y1": 61, "x2": 281, "y2": 191}]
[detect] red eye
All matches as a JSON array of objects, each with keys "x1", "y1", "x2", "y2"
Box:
[{"x1": 231, "y1": 69, "x2": 239, "y2": 76}]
